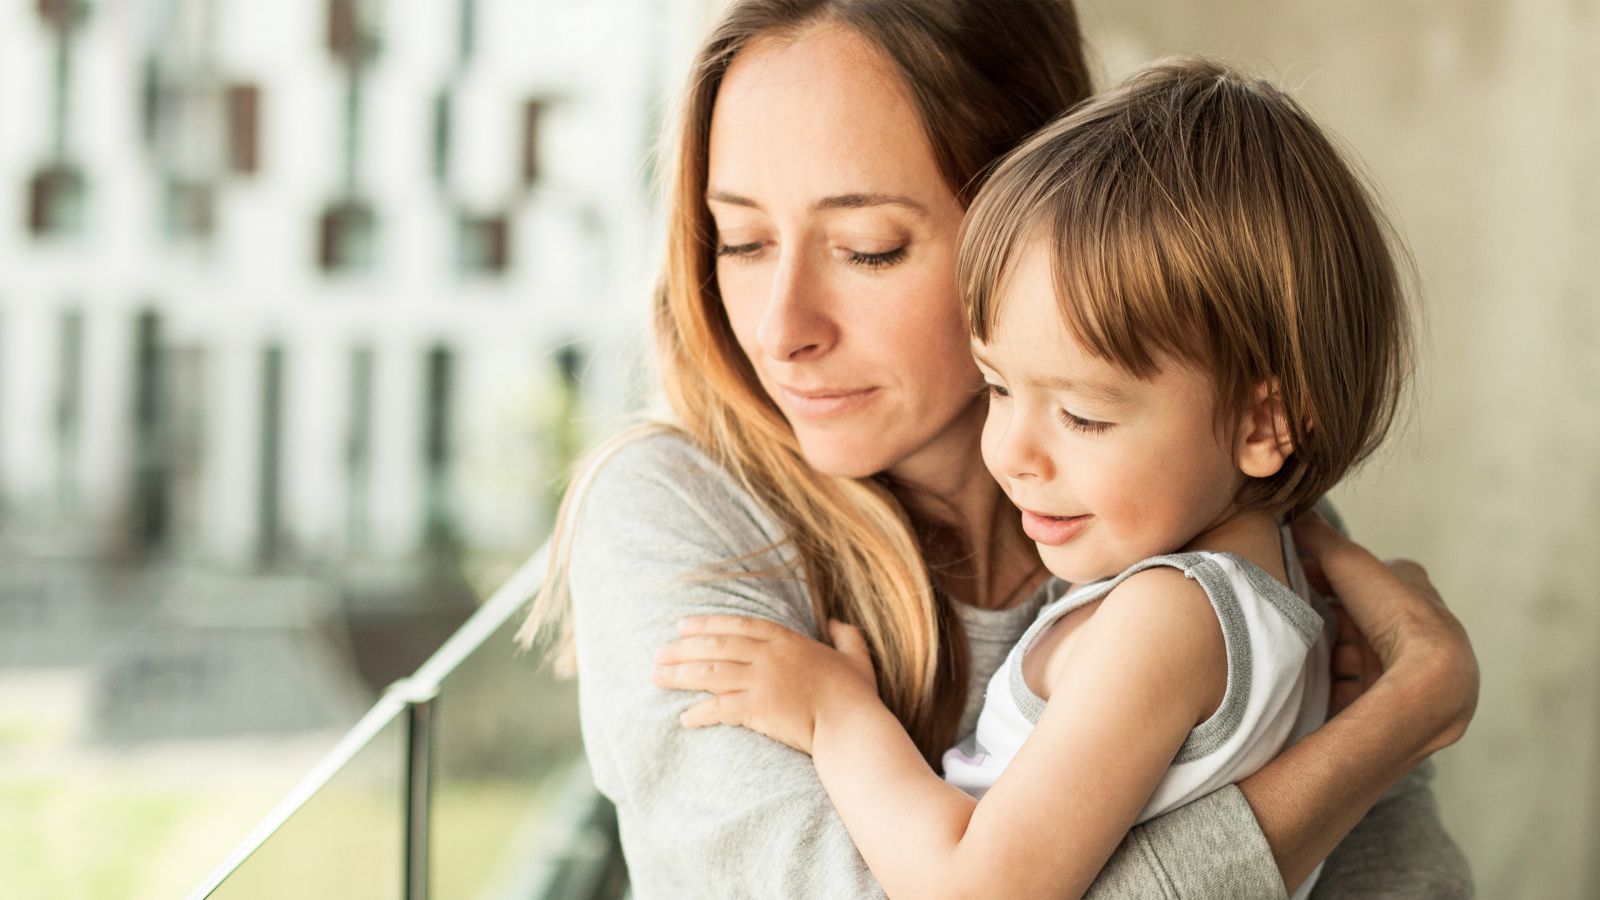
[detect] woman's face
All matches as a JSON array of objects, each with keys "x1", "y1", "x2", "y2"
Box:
[{"x1": 707, "y1": 24, "x2": 982, "y2": 482}]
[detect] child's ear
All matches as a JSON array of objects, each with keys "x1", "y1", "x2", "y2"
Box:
[{"x1": 1235, "y1": 379, "x2": 1295, "y2": 479}]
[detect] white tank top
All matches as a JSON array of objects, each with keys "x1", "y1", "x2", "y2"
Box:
[{"x1": 942, "y1": 527, "x2": 1332, "y2": 899}]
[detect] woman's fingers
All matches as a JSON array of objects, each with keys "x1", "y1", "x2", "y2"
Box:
[
  {"x1": 1331, "y1": 602, "x2": 1360, "y2": 643},
  {"x1": 1290, "y1": 512, "x2": 1413, "y2": 663},
  {"x1": 1333, "y1": 641, "x2": 1365, "y2": 679},
  {"x1": 1292, "y1": 510, "x2": 1479, "y2": 754},
  {"x1": 1328, "y1": 603, "x2": 1383, "y2": 717}
]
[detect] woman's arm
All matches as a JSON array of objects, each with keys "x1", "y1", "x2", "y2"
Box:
[
  {"x1": 658, "y1": 568, "x2": 1229, "y2": 899},
  {"x1": 570, "y1": 435, "x2": 1474, "y2": 898},
  {"x1": 1084, "y1": 515, "x2": 1476, "y2": 899},
  {"x1": 1239, "y1": 514, "x2": 1478, "y2": 895},
  {"x1": 568, "y1": 435, "x2": 889, "y2": 898}
]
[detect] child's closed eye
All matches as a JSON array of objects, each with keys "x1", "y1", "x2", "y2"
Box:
[{"x1": 1058, "y1": 409, "x2": 1113, "y2": 434}]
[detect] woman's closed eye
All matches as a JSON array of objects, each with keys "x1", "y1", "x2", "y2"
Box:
[
  {"x1": 716, "y1": 239, "x2": 766, "y2": 261},
  {"x1": 842, "y1": 245, "x2": 908, "y2": 270}
]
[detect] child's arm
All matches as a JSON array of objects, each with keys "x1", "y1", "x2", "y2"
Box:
[{"x1": 653, "y1": 567, "x2": 1228, "y2": 900}]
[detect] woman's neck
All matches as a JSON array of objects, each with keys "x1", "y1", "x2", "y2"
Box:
[{"x1": 885, "y1": 401, "x2": 1045, "y2": 610}]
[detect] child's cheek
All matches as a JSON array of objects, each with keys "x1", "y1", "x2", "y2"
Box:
[{"x1": 979, "y1": 404, "x2": 1008, "y2": 485}]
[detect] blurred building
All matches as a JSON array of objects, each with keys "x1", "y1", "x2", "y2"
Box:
[{"x1": 0, "y1": 0, "x2": 704, "y2": 571}]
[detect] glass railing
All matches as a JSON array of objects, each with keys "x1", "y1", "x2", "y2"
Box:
[{"x1": 190, "y1": 546, "x2": 626, "y2": 900}]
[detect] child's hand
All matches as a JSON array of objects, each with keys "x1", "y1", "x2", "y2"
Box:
[{"x1": 651, "y1": 615, "x2": 879, "y2": 755}]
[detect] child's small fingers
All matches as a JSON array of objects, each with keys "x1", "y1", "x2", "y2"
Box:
[
  {"x1": 677, "y1": 614, "x2": 785, "y2": 640},
  {"x1": 655, "y1": 634, "x2": 763, "y2": 665},
  {"x1": 651, "y1": 660, "x2": 748, "y2": 692},
  {"x1": 679, "y1": 693, "x2": 748, "y2": 729}
]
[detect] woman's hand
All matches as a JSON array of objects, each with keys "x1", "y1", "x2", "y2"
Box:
[
  {"x1": 651, "y1": 615, "x2": 880, "y2": 755},
  {"x1": 1325, "y1": 602, "x2": 1383, "y2": 717},
  {"x1": 1292, "y1": 512, "x2": 1479, "y2": 757}
]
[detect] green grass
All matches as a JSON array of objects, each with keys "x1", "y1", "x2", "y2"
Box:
[{"x1": 0, "y1": 775, "x2": 197, "y2": 900}]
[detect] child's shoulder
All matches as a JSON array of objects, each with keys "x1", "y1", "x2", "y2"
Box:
[
  {"x1": 1093, "y1": 562, "x2": 1218, "y2": 638},
  {"x1": 1030, "y1": 560, "x2": 1226, "y2": 722}
]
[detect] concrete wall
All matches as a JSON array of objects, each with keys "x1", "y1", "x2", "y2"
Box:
[{"x1": 1078, "y1": 2, "x2": 1599, "y2": 896}]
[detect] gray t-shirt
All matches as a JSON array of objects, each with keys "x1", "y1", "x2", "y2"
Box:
[{"x1": 566, "y1": 430, "x2": 1472, "y2": 899}]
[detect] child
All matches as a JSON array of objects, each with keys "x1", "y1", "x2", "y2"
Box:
[{"x1": 651, "y1": 57, "x2": 1411, "y2": 899}]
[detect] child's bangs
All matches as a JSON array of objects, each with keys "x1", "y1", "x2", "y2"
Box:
[
  {"x1": 1043, "y1": 174, "x2": 1212, "y2": 380},
  {"x1": 961, "y1": 128, "x2": 1212, "y2": 382}
]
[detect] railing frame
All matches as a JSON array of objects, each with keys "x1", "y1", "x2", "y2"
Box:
[{"x1": 188, "y1": 545, "x2": 550, "y2": 900}]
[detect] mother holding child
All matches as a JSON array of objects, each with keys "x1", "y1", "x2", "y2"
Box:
[{"x1": 521, "y1": 1, "x2": 1478, "y2": 897}]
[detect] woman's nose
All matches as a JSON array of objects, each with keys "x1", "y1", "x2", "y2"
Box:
[{"x1": 755, "y1": 251, "x2": 836, "y2": 363}]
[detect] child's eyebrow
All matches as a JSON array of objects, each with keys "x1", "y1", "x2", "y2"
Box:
[
  {"x1": 1027, "y1": 373, "x2": 1132, "y2": 407},
  {"x1": 971, "y1": 346, "x2": 1131, "y2": 406}
]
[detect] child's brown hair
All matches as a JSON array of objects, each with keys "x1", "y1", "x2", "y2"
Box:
[{"x1": 960, "y1": 56, "x2": 1414, "y2": 518}]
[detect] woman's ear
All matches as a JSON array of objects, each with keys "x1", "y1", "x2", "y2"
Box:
[{"x1": 1236, "y1": 379, "x2": 1295, "y2": 478}]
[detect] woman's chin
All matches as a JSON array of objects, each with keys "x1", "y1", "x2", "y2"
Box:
[{"x1": 792, "y1": 432, "x2": 896, "y2": 480}]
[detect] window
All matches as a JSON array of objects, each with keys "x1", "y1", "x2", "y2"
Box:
[
  {"x1": 132, "y1": 311, "x2": 170, "y2": 551},
  {"x1": 345, "y1": 346, "x2": 374, "y2": 552},
  {"x1": 257, "y1": 344, "x2": 284, "y2": 567},
  {"x1": 456, "y1": 213, "x2": 509, "y2": 276},
  {"x1": 27, "y1": 163, "x2": 87, "y2": 240},
  {"x1": 36, "y1": 0, "x2": 88, "y2": 30},
  {"x1": 55, "y1": 310, "x2": 83, "y2": 512},
  {"x1": 164, "y1": 180, "x2": 215, "y2": 242},
  {"x1": 422, "y1": 346, "x2": 454, "y2": 550},
  {"x1": 317, "y1": 199, "x2": 377, "y2": 274},
  {"x1": 520, "y1": 100, "x2": 544, "y2": 186},
  {"x1": 224, "y1": 83, "x2": 261, "y2": 176},
  {"x1": 327, "y1": 0, "x2": 379, "y2": 66},
  {"x1": 430, "y1": 90, "x2": 452, "y2": 183}
]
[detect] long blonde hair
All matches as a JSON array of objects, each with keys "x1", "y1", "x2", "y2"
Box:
[{"x1": 519, "y1": 0, "x2": 1090, "y2": 762}]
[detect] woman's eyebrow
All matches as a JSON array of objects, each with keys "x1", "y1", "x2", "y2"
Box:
[
  {"x1": 706, "y1": 189, "x2": 926, "y2": 215},
  {"x1": 810, "y1": 192, "x2": 926, "y2": 215}
]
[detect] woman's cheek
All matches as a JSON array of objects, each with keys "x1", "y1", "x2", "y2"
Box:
[{"x1": 717, "y1": 268, "x2": 767, "y2": 353}]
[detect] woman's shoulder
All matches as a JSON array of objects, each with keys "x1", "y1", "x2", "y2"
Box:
[
  {"x1": 563, "y1": 421, "x2": 812, "y2": 635},
  {"x1": 568, "y1": 421, "x2": 790, "y2": 563},
  {"x1": 578, "y1": 422, "x2": 754, "y2": 513}
]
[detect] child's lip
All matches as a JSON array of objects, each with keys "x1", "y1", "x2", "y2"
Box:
[{"x1": 1020, "y1": 510, "x2": 1093, "y2": 546}]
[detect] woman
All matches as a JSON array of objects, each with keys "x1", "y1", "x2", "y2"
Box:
[{"x1": 521, "y1": 2, "x2": 1477, "y2": 896}]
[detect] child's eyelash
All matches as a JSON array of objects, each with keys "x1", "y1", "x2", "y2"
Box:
[
  {"x1": 1058, "y1": 409, "x2": 1113, "y2": 434},
  {"x1": 981, "y1": 382, "x2": 1009, "y2": 400}
]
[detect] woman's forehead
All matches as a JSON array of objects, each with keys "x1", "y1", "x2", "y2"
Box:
[{"x1": 708, "y1": 25, "x2": 950, "y2": 210}]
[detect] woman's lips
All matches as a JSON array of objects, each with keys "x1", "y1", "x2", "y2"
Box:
[
  {"x1": 778, "y1": 385, "x2": 880, "y2": 419},
  {"x1": 1020, "y1": 509, "x2": 1092, "y2": 546}
]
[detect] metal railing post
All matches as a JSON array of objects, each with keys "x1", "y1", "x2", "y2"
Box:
[{"x1": 404, "y1": 694, "x2": 435, "y2": 900}]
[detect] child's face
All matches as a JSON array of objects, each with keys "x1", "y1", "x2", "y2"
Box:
[{"x1": 973, "y1": 240, "x2": 1247, "y2": 584}]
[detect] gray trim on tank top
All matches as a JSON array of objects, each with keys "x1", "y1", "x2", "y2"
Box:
[{"x1": 1005, "y1": 549, "x2": 1321, "y2": 764}]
